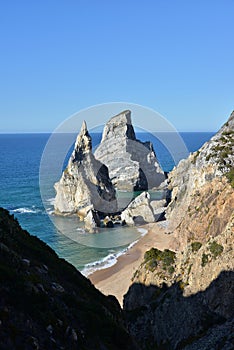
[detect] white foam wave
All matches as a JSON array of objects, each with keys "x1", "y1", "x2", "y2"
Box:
[
  {"x1": 81, "y1": 239, "x2": 139, "y2": 277},
  {"x1": 46, "y1": 208, "x2": 54, "y2": 215},
  {"x1": 46, "y1": 197, "x2": 55, "y2": 205},
  {"x1": 76, "y1": 228, "x2": 86, "y2": 233},
  {"x1": 11, "y1": 207, "x2": 40, "y2": 214}
]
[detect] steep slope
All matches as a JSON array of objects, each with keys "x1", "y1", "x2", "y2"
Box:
[
  {"x1": 166, "y1": 111, "x2": 234, "y2": 249},
  {"x1": 54, "y1": 121, "x2": 117, "y2": 216},
  {"x1": 0, "y1": 208, "x2": 138, "y2": 350},
  {"x1": 123, "y1": 111, "x2": 234, "y2": 349},
  {"x1": 94, "y1": 110, "x2": 165, "y2": 191}
]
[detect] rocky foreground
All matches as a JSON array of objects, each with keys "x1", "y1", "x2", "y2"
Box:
[{"x1": 0, "y1": 207, "x2": 138, "y2": 350}]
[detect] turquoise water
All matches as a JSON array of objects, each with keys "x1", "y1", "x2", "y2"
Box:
[{"x1": 0, "y1": 132, "x2": 214, "y2": 272}]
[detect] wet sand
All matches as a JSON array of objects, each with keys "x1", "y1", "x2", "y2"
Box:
[{"x1": 89, "y1": 222, "x2": 174, "y2": 307}]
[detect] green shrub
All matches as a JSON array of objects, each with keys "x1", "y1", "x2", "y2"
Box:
[
  {"x1": 226, "y1": 168, "x2": 234, "y2": 188},
  {"x1": 211, "y1": 145, "x2": 225, "y2": 152},
  {"x1": 222, "y1": 130, "x2": 234, "y2": 136},
  {"x1": 201, "y1": 253, "x2": 209, "y2": 267},
  {"x1": 168, "y1": 266, "x2": 175, "y2": 274},
  {"x1": 209, "y1": 241, "x2": 224, "y2": 259},
  {"x1": 144, "y1": 248, "x2": 176, "y2": 272},
  {"x1": 191, "y1": 242, "x2": 202, "y2": 252}
]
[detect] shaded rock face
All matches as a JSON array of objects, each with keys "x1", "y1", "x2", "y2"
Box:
[
  {"x1": 54, "y1": 121, "x2": 117, "y2": 215},
  {"x1": 94, "y1": 110, "x2": 165, "y2": 191},
  {"x1": 124, "y1": 272, "x2": 234, "y2": 350},
  {"x1": 0, "y1": 208, "x2": 139, "y2": 350}
]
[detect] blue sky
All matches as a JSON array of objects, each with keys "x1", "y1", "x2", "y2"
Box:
[{"x1": 0, "y1": 0, "x2": 233, "y2": 132}]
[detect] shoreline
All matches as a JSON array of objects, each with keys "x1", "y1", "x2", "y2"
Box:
[
  {"x1": 88, "y1": 222, "x2": 175, "y2": 307},
  {"x1": 81, "y1": 227, "x2": 147, "y2": 277}
]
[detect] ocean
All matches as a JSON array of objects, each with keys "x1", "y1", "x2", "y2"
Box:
[{"x1": 0, "y1": 132, "x2": 214, "y2": 275}]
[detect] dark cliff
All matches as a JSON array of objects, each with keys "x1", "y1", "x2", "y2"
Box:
[{"x1": 0, "y1": 208, "x2": 138, "y2": 350}]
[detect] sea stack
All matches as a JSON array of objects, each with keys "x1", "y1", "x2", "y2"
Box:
[
  {"x1": 94, "y1": 110, "x2": 165, "y2": 191},
  {"x1": 54, "y1": 121, "x2": 117, "y2": 216}
]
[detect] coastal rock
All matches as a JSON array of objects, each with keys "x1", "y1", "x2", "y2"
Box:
[
  {"x1": 84, "y1": 209, "x2": 101, "y2": 233},
  {"x1": 150, "y1": 199, "x2": 166, "y2": 220},
  {"x1": 121, "y1": 192, "x2": 156, "y2": 225},
  {"x1": 54, "y1": 121, "x2": 117, "y2": 215},
  {"x1": 165, "y1": 111, "x2": 234, "y2": 249},
  {"x1": 123, "y1": 112, "x2": 234, "y2": 350},
  {"x1": 103, "y1": 216, "x2": 114, "y2": 228},
  {"x1": 124, "y1": 222, "x2": 234, "y2": 349},
  {"x1": 94, "y1": 110, "x2": 165, "y2": 191}
]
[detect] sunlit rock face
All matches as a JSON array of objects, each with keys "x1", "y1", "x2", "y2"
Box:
[
  {"x1": 54, "y1": 121, "x2": 117, "y2": 216},
  {"x1": 94, "y1": 110, "x2": 165, "y2": 191}
]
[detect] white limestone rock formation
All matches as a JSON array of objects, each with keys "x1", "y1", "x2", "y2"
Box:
[
  {"x1": 54, "y1": 121, "x2": 117, "y2": 216},
  {"x1": 94, "y1": 110, "x2": 165, "y2": 191},
  {"x1": 121, "y1": 191, "x2": 166, "y2": 225}
]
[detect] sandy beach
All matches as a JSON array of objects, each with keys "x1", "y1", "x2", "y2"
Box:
[{"x1": 89, "y1": 222, "x2": 175, "y2": 307}]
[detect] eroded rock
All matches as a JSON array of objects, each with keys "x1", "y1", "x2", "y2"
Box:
[
  {"x1": 94, "y1": 110, "x2": 165, "y2": 191},
  {"x1": 54, "y1": 121, "x2": 117, "y2": 215}
]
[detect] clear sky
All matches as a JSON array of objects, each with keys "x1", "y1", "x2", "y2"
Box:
[{"x1": 0, "y1": 0, "x2": 233, "y2": 132}]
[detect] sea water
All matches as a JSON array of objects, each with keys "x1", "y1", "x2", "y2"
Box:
[{"x1": 0, "y1": 132, "x2": 214, "y2": 273}]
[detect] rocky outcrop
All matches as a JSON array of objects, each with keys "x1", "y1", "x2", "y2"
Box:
[
  {"x1": 124, "y1": 220, "x2": 234, "y2": 349},
  {"x1": 54, "y1": 121, "x2": 117, "y2": 216},
  {"x1": 121, "y1": 192, "x2": 166, "y2": 225},
  {"x1": 124, "y1": 271, "x2": 234, "y2": 350},
  {"x1": 123, "y1": 111, "x2": 234, "y2": 349},
  {"x1": 94, "y1": 110, "x2": 165, "y2": 191},
  {"x1": 0, "y1": 207, "x2": 138, "y2": 350},
  {"x1": 129, "y1": 216, "x2": 233, "y2": 296},
  {"x1": 165, "y1": 111, "x2": 234, "y2": 249}
]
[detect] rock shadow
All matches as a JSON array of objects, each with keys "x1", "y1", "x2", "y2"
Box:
[{"x1": 123, "y1": 270, "x2": 234, "y2": 350}]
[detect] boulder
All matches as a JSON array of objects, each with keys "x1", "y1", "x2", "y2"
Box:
[
  {"x1": 103, "y1": 216, "x2": 114, "y2": 228},
  {"x1": 54, "y1": 121, "x2": 117, "y2": 215},
  {"x1": 121, "y1": 192, "x2": 156, "y2": 225},
  {"x1": 94, "y1": 110, "x2": 165, "y2": 191},
  {"x1": 150, "y1": 199, "x2": 166, "y2": 220},
  {"x1": 84, "y1": 209, "x2": 100, "y2": 233}
]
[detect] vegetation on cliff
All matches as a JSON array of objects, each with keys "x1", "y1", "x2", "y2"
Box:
[{"x1": 124, "y1": 111, "x2": 234, "y2": 349}]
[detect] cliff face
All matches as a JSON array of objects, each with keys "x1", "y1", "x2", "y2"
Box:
[
  {"x1": 123, "y1": 112, "x2": 234, "y2": 349},
  {"x1": 94, "y1": 110, "x2": 165, "y2": 191},
  {"x1": 166, "y1": 111, "x2": 234, "y2": 249},
  {"x1": 0, "y1": 208, "x2": 138, "y2": 350},
  {"x1": 54, "y1": 121, "x2": 117, "y2": 216}
]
